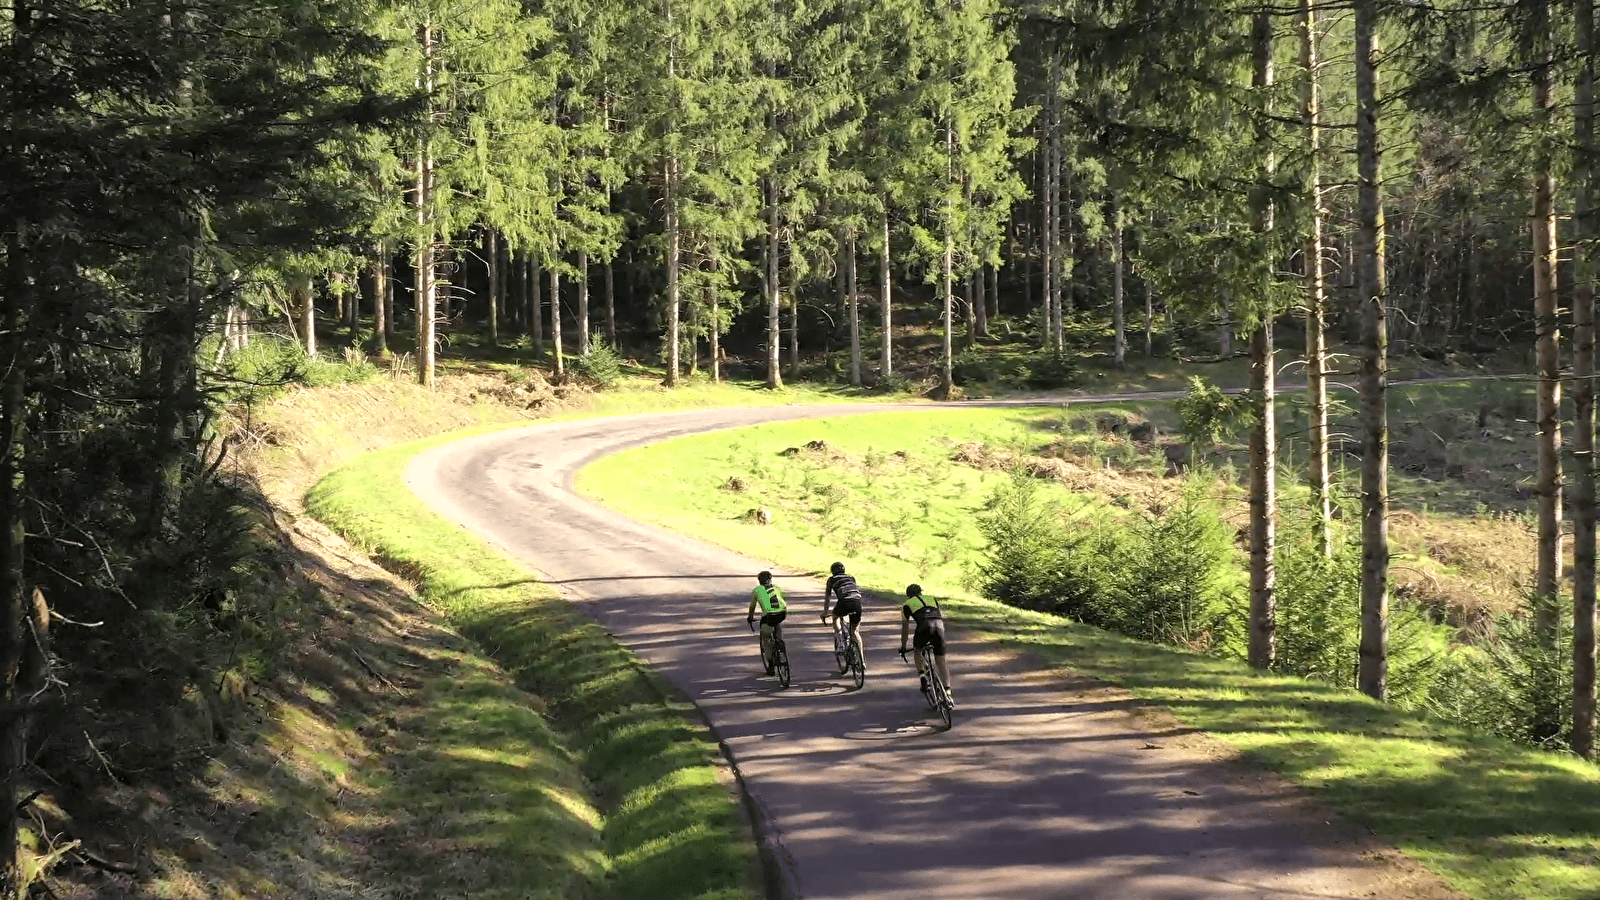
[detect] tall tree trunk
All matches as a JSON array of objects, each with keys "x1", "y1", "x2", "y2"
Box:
[
  {"x1": 294, "y1": 275, "x2": 315, "y2": 358},
  {"x1": 381, "y1": 246, "x2": 395, "y2": 347},
  {"x1": 989, "y1": 262, "x2": 999, "y2": 321},
  {"x1": 577, "y1": 249, "x2": 590, "y2": 355},
  {"x1": 1247, "y1": 10, "x2": 1277, "y2": 671},
  {"x1": 1218, "y1": 290, "x2": 1233, "y2": 358},
  {"x1": 1, "y1": 213, "x2": 30, "y2": 900},
  {"x1": 1112, "y1": 201, "x2": 1126, "y2": 368},
  {"x1": 1356, "y1": 0, "x2": 1390, "y2": 701},
  {"x1": 551, "y1": 266, "x2": 565, "y2": 379},
  {"x1": 1533, "y1": 0, "x2": 1564, "y2": 744},
  {"x1": 372, "y1": 246, "x2": 389, "y2": 357},
  {"x1": 605, "y1": 259, "x2": 617, "y2": 346},
  {"x1": 1044, "y1": 53, "x2": 1060, "y2": 352},
  {"x1": 941, "y1": 116, "x2": 955, "y2": 397},
  {"x1": 964, "y1": 271, "x2": 976, "y2": 349},
  {"x1": 665, "y1": 158, "x2": 679, "y2": 386},
  {"x1": 787, "y1": 258, "x2": 800, "y2": 381},
  {"x1": 880, "y1": 203, "x2": 892, "y2": 379},
  {"x1": 976, "y1": 264, "x2": 989, "y2": 340},
  {"x1": 486, "y1": 228, "x2": 500, "y2": 347},
  {"x1": 530, "y1": 257, "x2": 544, "y2": 359},
  {"x1": 766, "y1": 180, "x2": 782, "y2": 388},
  {"x1": 1534, "y1": 0, "x2": 1564, "y2": 625},
  {"x1": 415, "y1": 20, "x2": 436, "y2": 388},
  {"x1": 710, "y1": 255, "x2": 722, "y2": 382},
  {"x1": 848, "y1": 236, "x2": 861, "y2": 385},
  {"x1": 1577, "y1": 0, "x2": 1598, "y2": 759},
  {"x1": 1143, "y1": 277, "x2": 1153, "y2": 357},
  {"x1": 1303, "y1": 0, "x2": 1332, "y2": 556}
]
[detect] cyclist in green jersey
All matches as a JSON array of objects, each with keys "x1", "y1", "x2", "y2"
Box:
[
  {"x1": 899, "y1": 583, "x2": 952, "y2": 702},
  {"x1": 747, "y1": 570, "x2": 788, "y2": 676}
]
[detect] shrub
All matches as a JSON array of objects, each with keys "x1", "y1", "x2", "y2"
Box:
[
  {"x1": 1022, "y1": 350, "x2": 1078, "y2": 388},
  {"x1": 1096, "y1": 479, "x2": 1240, "y2": 650},
  {"x1": 1274, "y1": 529, "x2": 1361, "y2": 684},
  {"x1": 1174, "y1": 376, "x2": 1249, "y2": 448},
  {"x1": 1426, "y1": 593, "x2": 1573, "y2": 749},
  {"x1": 973, "y1": 469, "x2": 1112, "y2": 619},
  {"x1": 574, "y1": 340, "x2": 624, "y2": 388}
]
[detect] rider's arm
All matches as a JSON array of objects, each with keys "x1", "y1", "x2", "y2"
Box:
[
  {"x1": 899, "y1": 607, "x2": 911, "y2": 650},
  {"x1": 822, "y1": 577, "x2": 834, "y2": 618},
  {"x1": 747, "y1": 591, "x2": 760, "y2": 619}
]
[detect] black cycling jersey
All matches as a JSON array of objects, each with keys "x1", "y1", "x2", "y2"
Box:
[{"x1": 826, "y1": 574, "x2": 863, "y2": 604}]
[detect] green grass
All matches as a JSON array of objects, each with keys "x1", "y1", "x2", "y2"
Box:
[
  {"x1": 306, "y1": 434, "x2": 761, "y2": 900},
  {"x1": 576, "y1": 407, "x2": 1600, "y2": 900}
]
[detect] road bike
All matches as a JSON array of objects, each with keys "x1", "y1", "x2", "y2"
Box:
[
  {"x1": 749, "y1": 617, "x2": 791, "y2": 688},
  {"x1": 899, "y1": 645, "x2": 953, "y2": 729},
  {"x1": 827, "y1": 613, "x2": 866, "y2": 689}
]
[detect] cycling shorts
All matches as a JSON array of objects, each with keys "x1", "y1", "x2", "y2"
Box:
[
  {"x1": 759, "y1": 610, "x2": 787, "y2": 631},
  {"x1": 830, "y1": 597, "x2": 862, "y2": 626},
  {"x1": 913, "y1": 619, "x2": 946, "y2": 656}
]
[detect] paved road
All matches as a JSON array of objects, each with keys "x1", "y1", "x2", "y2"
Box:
[{"x1": 406, "y1": 403, "x2": 1458, "y2": 900}]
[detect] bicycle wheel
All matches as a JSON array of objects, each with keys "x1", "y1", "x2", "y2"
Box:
[
  {"x1": 933, "y1": 676, "x2": 954, "y2": 729},
  {"x1": 919, "y1": 650, "x2": 938, "y2": 709},
  {"x1": 776, "y1": 643, "x2": 791, "y2": 689},
  {"x1": 849, "y1": 633, "x2": 865, "y2": 689},
  {"x1": 833, "y1": 629, "x2": 847, "y2": 674}
]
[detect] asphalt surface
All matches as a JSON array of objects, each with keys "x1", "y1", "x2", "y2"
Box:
[{"x1": 405, "y1": 402, "x2": 1459, "y2": 900}]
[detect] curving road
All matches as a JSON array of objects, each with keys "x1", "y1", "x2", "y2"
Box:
[{"x1": 406, "y1": 404, "x2": 1458, "y2": 900}]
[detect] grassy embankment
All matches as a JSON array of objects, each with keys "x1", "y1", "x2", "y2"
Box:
[
  {"x1": 123, "y1": 370, "x2": 876, "y2": 899},
  {"x1": 576, "y1": 402, "x2": 1600, "y2": 900}
]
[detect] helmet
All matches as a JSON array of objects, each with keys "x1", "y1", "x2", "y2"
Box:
[
  {"x1": 757, "y1": 571, "x2": 773, "y2": 585},
  {"x1": 830, "y1": 561, "x2": 846, "y2": 575},
  {"x1": 905, "y1": 583, "x2": 922, "y2": 598}
]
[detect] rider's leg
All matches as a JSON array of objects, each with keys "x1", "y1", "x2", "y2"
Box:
[
  {"x1": 933, "y1": 652, "x2": 952, "y2": 691},
  {"x1": 851, "y1": 614, "x2": 865, "y2": 660}
]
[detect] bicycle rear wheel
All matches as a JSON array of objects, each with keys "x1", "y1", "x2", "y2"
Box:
[
  {"x1": 834, "y1": 629, "x2": 847, "y2": 674},
  {"x1": 933, "y1": 677, "x2": 953, "y2": 728},
  {"x1": 848, "y1": 634, "x2": 865, "y2": 689},
  {"x1": 776, "y1": 642, "x2": 791, "y2": 689}
]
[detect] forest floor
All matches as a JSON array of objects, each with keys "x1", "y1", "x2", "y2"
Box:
[{"x1": 577, "y1": 405, "x2": 1600, "y2": 900}]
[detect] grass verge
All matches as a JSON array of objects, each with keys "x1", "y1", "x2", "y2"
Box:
[
  {"x1": 306, "y1": 433, "x2": 761, "y2": 900},
  {"x1": 576, "y1": 408, "x2": 1600, "y2": 900}
]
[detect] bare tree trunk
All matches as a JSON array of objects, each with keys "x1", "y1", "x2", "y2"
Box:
[
  {"x1": 942, "y1": 117, "x2": 955, "y2": 397},
  {"x1": 551, "y1": 265, "x2": 566, "y2": 379},
  {"x1": 1247, "y1": 10, "x2": 1277, "y2": 671},
  {"x1": 787, "y1": 246, "x2": 799, "y2": 382},
  {"x1": 1, "y1": 213, "x2": 30, "y2": 900},
  {"x1": 664, "y1": 160, "x2": 678, "y2": 386},
  {"x1": 848, "y1": 236, "x2": 861, "y2": 385},
  {"x1": 530, "y1": 257, "x2": 544, "y2": 359},
  {"x1": 372, "y1": 246, "x2": 389, "y2": 357},
  {"x1": 1143, "y1": 277, "x2": 1153, "y2": 357},
  {"x1": 766, "y1": 180, "x2": 782, "y2": 388},
  {"x1": 486, "y1": 228, "x2": 500, "y2": 347},
  {"x1": 1576, "y1": 0, "x2": 1598, "y2": 760},
  {"x1": 295, "y1": 275, "x2": 316, "y2": 358},
  {"x1": 975, "y1": 264, "x2": 989, "y2": 339},
  {"x1": 1534, "y1": 0, "x2": 1564, "y2": 623},
  {"x1": 1112, "y1": 200, "x2": 1126, "y2": 368},
  {"x1": 989, "y1": 262, "x2": 999, "y2": 321},
  {"x1": 1303, "y1": 0, "x2": 1331, "y2": 556},
  {"x1": 381, "y1": 246, "x2": 395, "y2": 347},
  {"x1": 605, "y1": 258, "x2": 616, "y2": 346},
  {"x1": 577, "y1": 249, "x2": 590, "y2": 355},
  {"x1": 710, "y1": 254, "x2": 722, "y2": 382},
  {"x1": 1356, "y1": 0, "x2": 1390, "y2": 700},
  {"x1": 415, "y1": 21, "x2": 436, "y2": 388},
  {"x1": 1044, "y1": 53, "x2": 1060, "y2": 352},
  {"x1": 1218, "y1": 290, "x2": 1233, "y2": 358},
  {"x1": 880, "y1": 203, "x2": 892, "y2": 379}
]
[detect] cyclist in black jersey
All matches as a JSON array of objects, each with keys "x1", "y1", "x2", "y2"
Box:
[
  {"x1": 899, "y1": 583, "x2": 952, "y2": 702},
  {"x1": 822, "y1": 561, "x2": 866, "y2": 660}
]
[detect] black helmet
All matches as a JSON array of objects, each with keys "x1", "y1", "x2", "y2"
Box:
[
  {"x1": 905, "y1": 583, "x2": 922, "y2": 598},
  {"x1": 758, "y1": 571, "x2": 773, "y2": 585},
  {"x1": 830, "y1": 561, "x2": 846, "y2": 575}
]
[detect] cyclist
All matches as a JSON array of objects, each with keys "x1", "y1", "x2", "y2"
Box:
[
  {"x1": 899, "y1": 583, "x2": 952, "y2": 703},
  {"x1": 747, "y1": 570, "x2": 788, "y2": 675},
  {"x1": 822, "y1": 561, "x2": 867, "y2": 663}
]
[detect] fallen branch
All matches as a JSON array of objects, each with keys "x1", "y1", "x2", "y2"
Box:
[
  {"x1": 71, "y1": 846, "x2": 139, "y2": 875},
  {"x1": 352, "y1": 649, "x2": 406, "y2": 695}
]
